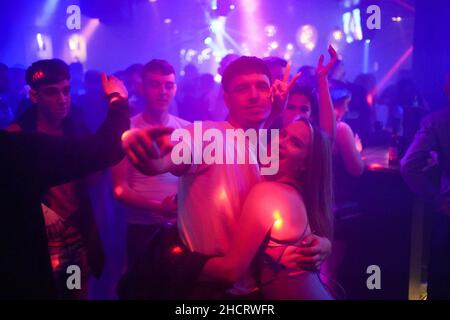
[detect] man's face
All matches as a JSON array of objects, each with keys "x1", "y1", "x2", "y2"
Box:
[
  {"x1": 30, "y1": 79, "x2": 71, "y2": 121},
  {"x1": 142, "y1": 72, "x2": 177, "y2": 112},
  {"x1": 224, "y1": 73, "x2": 272, "y2": 128}
]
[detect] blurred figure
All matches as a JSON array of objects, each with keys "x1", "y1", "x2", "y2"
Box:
[
  {"x1": 73, "y1": 70, "x2": 108, "y2": 133},
  {"x1": 176, "y1": 63, "x2": 200, "y2": 121},
  {"x1": 209, "y1": 53, "x2": 239, "y2": 121},
  {"x1": 69, "y1": 62, "x2": 84, "y2": 97},
  {"x1": 0, "y1": 63, "x2": 14, "y2": 128},
  {"x1": 263, "y1": 56, "x2": 287, "y2": 81},
  {"x1": 328, "y1": 59, "x2": 346, "y2": 84},
  {"x1": 7, "y1": 59, "x2": 105, "y2": 299},
  {"x1": 379, "y1": 70, "x2": 427, "y2": 140},
  {"x1": 401, "y1": 73, "x2": 450, "y2": 299},
  {"x1": 331, "y1": 86, "x2": 364, "y2": 206},
  {"x1": 197, "y1": 73, "x2": 217, "y2": 120},
  {"x1": 124, "y1": 64, "x2": 145, "y2": 117},
  {"x1": 296, "y1": 65, "x2": 317, "y2": 89},
  {"x1": 348, "y1": 73, "x2": 377, "y2": 146}
]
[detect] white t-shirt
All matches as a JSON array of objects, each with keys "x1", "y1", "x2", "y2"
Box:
[
  {"x1": 125, "y1": 113, "x2": 190, "y2": 225},
  {"x1": 177, "y1": 121, "x2": 262, "y2": 255}
]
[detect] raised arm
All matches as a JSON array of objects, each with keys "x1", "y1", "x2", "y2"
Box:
[
  {"x1": 316, "y1": 45, "x2": 338, "y2": 140},
  {"x1": 122, "y1": 126, "x2": 192, "y2": 177},
  {"x1": 1, "y1": 74, "x2": 130, "y2": 188}
]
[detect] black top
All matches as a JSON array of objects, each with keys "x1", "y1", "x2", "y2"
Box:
[{"x1": 0, "y1": 97, "x2": 129, "y2": 299}]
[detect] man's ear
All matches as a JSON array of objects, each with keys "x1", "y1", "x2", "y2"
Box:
[
  {"x1": 29, "y1": 88, "x2": 38, "y2": 104},
  {"x1": 173, "y1": 83, "x2": 177, "y2": 96}
]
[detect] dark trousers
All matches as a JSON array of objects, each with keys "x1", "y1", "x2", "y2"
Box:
[{"x1": 126, "y1": 223, "x2": 162, "y2": 268}]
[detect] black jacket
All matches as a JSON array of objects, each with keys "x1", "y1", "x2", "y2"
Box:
[{"x1": 0, "y1": 97, "x2": 129, "y2": 299}]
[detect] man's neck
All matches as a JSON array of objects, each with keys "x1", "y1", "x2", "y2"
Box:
[
  {"x1": 37, "y1": 111, "x2": 63, "y2": 135},
  {"x1": 142, "y1": 108, "x2": 169, "y2": 126},
  {"x1": 227, "y1": 117, "x2": 263, "y2": 131}
]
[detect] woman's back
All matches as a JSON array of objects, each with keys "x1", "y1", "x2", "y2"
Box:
[{"x1": 250, "y1": 181, "x2": 333, "y2": 300}]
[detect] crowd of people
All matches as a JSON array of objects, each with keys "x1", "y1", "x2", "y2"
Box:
[{"x1": 0, "y1": 44, "x2": 449, "y2": 300}]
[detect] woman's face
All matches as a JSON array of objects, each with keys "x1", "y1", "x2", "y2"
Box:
[
  {"x1": 282, "y1": 93, "x2": 312, "y2": 126},
  {"x1": 277, "y1": 121, "x2": 313, "y2": 179}
]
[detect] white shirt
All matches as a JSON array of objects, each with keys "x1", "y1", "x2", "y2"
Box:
[
  {"x1": 177, "y1": 121, "x2": 262, "y2": 255},
  {"x1": 125, "y1": 113, "x2": 190, "y2": 225}
]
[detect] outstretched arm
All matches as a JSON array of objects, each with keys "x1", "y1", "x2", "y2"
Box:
[{"x1": 1, "y1": 74, "x2": 130, "y2": 188}]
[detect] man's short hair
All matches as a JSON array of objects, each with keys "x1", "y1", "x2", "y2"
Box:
[
  {"x1": 262, "y1": 56, "x2": 288, "y2": 69},
  {"x1": 221, "y1": 56, "x2": 272, "y2": 92},
  {"x1": 26, "y1": 59, "x2": 70, "y2": 90},
  {"x1": 142, "y1": 59, "x2": 175, "y2": 78}
]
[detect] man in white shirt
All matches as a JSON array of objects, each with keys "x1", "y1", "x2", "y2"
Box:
[
  {"x1": 112, "y1": 59, "x2": 189, "y2": 266},
  {"x1": 122, "y1": 56, "x2": 334, "y2": 297}
]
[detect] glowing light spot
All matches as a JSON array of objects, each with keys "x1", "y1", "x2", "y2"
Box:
[
  {"x1": 273, "y1": 210, "x2": 283, "y2": 230},
  {"x1": 392, "y1": 16, "x2": 402, "y2": 22},
  {"x1": 219, "y1": 188, "x2": 228, "y2": 201},
  {"x1": 229, "y1": 4, "x2": 236, "y2": 10},
  {"x1": 296, "y1": 24, "x2": 318, "y2": 52},
  {"x1": 164, "y1": 18, "x2": 172, "y2": 24},
  {"x1": 332, "y1": 29, "x2": 344, "y2": 41},
  {"x1": 51, "y1": 255, "x2": 60, "y2": 270},
  {"x1": 121, "y1": 130, "x2": 131, "y2": 142},
  {"x1": 305, "y1": 42, "x2": 315, "y2": 51},
  {"x1": 369, "y1": 163, "x2": 382, "y2": 170},
  {"x1": 68, "y1": 34, "x2": 80, "y2": 51},
  {"x1": 32, "y1": 70, "x2": 45, "y2": 82},
  {"x1": 269, "y1": 41, "x2": 279, "y2": 50},
  {"x1": 367, "y1": 94, "x2": 373, "y2": 106},
  {"x1": 114, "y1": 186, "x2": 124, "y2": 197},
  {"x1": 210, "y1": 17, "x2": 226, "y2": 34},
  {"x1": 36, "y1": 33, "x2": 44, "y2": 50},
  {"x1": 204, "y1": 37, "x2": 213, "y2": 45},
  {"x1": 286, "y1": 43, "x2": 294, "y2": 51},
  {"x1": 265, "y1": 24, "x2": 277, "y2": 37},
  {"x1": 171, "y1": 246, "x2": 183, "y2": 255}
]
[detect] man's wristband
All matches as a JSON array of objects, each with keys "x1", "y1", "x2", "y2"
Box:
[{"x1": 106, "y1": 92, "x2": 122, "y2": 104}]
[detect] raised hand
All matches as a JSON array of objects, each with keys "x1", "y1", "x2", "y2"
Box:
[
  {"x1": 271, "y1": 61, "x2": 301, "y2": 116},
  {"x1": 100, "y1": 73, "x2": 128, "y2": 99},
  {"x1": 316, "y1": 45, "x2": 338, "y2": 78},
  {"x1": 122, "y1": 127, "x2": 175, "y2": 174}
]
